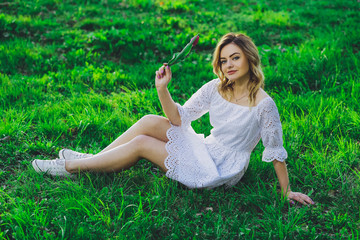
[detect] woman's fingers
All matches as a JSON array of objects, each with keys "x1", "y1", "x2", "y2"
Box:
[
  {"x1": 160, "y1": 65, "x2": 167, "y2": 76},
  {"x1": 155, "y1": 64, "x2": 171, "y2": 85},
  {"x1": 304, "y1": 195, "x2": 315, "y2": 205},
  {"x1": 164, "y1": 65, "x2": 171, "y2": 77},
  {"x1": 288, "y1": 192, "x2": 315, "y2": 206},
  {"x1": 155, "y1": 66, "x2": 164, "y2": 78},
  {"x1": 160, "y1": 67, "x2": 164, "y2": 76},
  {"x1": 156, "y1": 64, "x2": 171, "y2": 79},
  {"x1": 299, "y1": 193, "x2": 314, "y2": 205}
]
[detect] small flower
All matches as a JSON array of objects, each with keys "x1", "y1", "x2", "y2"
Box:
[{"x1": 191, "y1": 35, "x2": 199, "y2": 47}]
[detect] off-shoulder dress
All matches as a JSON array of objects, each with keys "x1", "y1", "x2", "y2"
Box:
[{"x1": 164, "y1": 78, "x2": 288, "y2": 188}]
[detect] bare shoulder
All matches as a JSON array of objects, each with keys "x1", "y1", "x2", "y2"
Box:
[{"x1": 254, "y1": 88, "x2": 270, "y2": 105}]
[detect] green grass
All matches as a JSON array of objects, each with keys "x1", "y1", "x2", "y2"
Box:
[{"x1": 1, "y1": 0, "x2": 359, "y2": 239}]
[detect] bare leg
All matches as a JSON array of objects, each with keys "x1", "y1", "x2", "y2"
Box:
[
  {"x1": 66, "y1": 135, "x2": 169, "y2": 173},
  {"x1": 98, "y1": 115, "x2": 171, "y2": 154}
]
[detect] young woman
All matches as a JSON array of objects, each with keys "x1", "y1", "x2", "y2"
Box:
[{"x1": 32, "y1": 33, "x2": 314, "y2": 205}]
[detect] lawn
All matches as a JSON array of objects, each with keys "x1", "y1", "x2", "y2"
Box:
[{"x1": 0, "y1": 0, "x2": 359, "y2": 239}]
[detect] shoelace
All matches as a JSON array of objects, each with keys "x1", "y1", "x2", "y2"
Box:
[
  {"x1": 48, "y1": 160, "x2": 56, "y2": 165},
  {"x1": 54, "y1": 159, "x2": 64, "y2": 165},
  {"x1": 75, "y1": 152, "x2": 92, "y2": 158},
  {"x1": 41, "y1": 160, "x2": 57, "y2": 167},
  {"x1": 75, "y1": 153, "x2": 87, "y2": 158}
]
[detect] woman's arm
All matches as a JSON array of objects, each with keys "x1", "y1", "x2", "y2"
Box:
[
  {"x1": 273, "y1": 160, "x2": 314, "y2": 205},
  {"x1": 155, "y1": 64, "x2": 181, "y2": 126}
]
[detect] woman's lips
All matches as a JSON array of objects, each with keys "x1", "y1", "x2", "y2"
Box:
[{"x1": 227, "y1": 70, "x2": 237, "y2": 75}]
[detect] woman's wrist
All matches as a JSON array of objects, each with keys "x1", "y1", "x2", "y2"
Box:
[
  {"x1": 284, "y1": 188, "x2": 292, "y2": 197},
  {"x1": 156, "y1": 85, "x2": 168, "y2": 92}
]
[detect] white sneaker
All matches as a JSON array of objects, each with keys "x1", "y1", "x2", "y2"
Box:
[
  {"x1": 32, "y1": 159, "x2": 72, "y2": 177},
  {"x1": 59, "y1": 149, "x2": 93, "y2": 160}
]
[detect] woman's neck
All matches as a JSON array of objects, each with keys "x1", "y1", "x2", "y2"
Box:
[{"x1": 232, "y1": 74, "x2": 250, "y2": 95}]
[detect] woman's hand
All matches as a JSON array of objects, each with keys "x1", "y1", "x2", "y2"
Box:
[
  {"x1": 272, "y1": 160, "x2": 314, "y2": 206},
  {"x1": 155, "y1": 63, "x2": 172, "y2": 90},
  {"x1": 287, "y1": 191, "x2": 314, "y2": 206}
]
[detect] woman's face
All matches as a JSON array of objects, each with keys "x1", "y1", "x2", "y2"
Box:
[{"x1": 220, "y1": 43, "x2": 250, "y2": 83}]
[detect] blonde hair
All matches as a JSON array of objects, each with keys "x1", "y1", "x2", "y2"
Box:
[{"x1": 212, "y1": 33, "x2": 264, "y2": 106}]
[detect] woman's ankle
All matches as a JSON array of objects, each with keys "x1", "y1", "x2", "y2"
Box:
[{"x1": 65, "y1": 160, "x2": 76, "y2": 173}]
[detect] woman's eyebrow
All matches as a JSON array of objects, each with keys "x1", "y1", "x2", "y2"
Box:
[{"x1": 220, "y1": 52, "x2": 241, "y2": 59}]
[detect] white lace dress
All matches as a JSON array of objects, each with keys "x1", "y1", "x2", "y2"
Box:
[{"x1": 164, "y1": 78, "x2": 288, "y2": 189}]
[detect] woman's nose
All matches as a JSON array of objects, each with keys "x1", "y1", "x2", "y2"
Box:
[{"x1": 226, "y1": 60, "x2": 233, "y2": 68}]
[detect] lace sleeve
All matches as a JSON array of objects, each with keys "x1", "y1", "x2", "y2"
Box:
[
  {"x1": 176, "y1": 79, "x2": 216, "y2": 128},
  {"x1": 257, "y1": 98, "x2": 288, "y2": 162}
]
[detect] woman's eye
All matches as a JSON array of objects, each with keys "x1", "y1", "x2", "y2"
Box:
[
  {"x1": 220, "y1": 60, "x2": 226, "y2": 64},
  {"x1": 233, "y1": 56, "x2": 240, "y2": 60}
]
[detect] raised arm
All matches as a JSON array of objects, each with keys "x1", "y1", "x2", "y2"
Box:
[{"x1": 155, "y1": 64, "x2": 181, "y2": 126}]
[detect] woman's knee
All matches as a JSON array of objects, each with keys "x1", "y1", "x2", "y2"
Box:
[
  {"x1": 130, "y1": 135, "x2": 168, "y2": 170},
  {"x1": 140, "y1": 115, "x2": 170, "y2": 133},
  {"x1": 131, "y1": 135, "x2": 153, "y2": 155},
  {"x1": 140, "y1": 114, "x2": 166, "y2": 126}
]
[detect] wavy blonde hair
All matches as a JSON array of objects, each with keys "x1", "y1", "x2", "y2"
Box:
[{"x1": 212, "y1": 33, "x2": 264, "y2": 106}]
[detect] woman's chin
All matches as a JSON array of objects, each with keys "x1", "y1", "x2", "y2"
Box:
[
  {"x1": 227, "y1": 74, "x2": 249, "y2": 83},
  {"x1": 227, "y1": 76, "x2": 239, "y2": 82}
]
